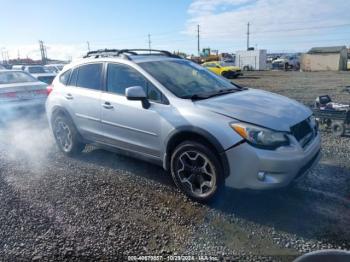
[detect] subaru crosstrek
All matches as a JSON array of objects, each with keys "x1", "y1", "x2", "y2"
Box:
[{"x1": 46, "y1": 49, "x2": 321, "y2": 202}]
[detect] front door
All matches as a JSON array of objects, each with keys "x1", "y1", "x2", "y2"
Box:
[{"x1": 100, "y1": 63, "x2": 166, "y2": 158}]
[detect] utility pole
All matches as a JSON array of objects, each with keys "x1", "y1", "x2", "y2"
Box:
[
  {"x1": 197, "y1": 24, "x2": 200, "y2": 57},
  {"x1": 1, "y1": 48, "x2": 6, "y2": 63},
  {"x1": 148, "y1": 34, "x2": 152, "y2": 51},
  {"x1": 39, "y1": 40, "x2": 47, "y2": 65},
  {"x1": 87, "y1": 41, "x2": 90, "y2": 52},
  {"x1": 247, "y1": 22, "x2": 250, "y2": 51}
]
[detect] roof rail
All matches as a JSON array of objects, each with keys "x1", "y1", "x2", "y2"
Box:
[
  {"x1": 84, "y1": 49, "x2": 121, "y2": 58},
  {"x1": 83, "y1": 48, "x2": 182, "y2": 60},
  {"x1": 116, "y1": 49, "x2": 182, "y2": 59}
]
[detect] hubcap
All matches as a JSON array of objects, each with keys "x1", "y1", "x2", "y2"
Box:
[
  {"x1": 176, "y1": 151, "x2": 216, "y2": 198},
  {"x1": 55, "y1": 121, "x2": 73, "y2": 152}
]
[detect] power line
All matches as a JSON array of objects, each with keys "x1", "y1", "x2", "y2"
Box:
[
  {"x1": 252, "y1": 23, "x2": 350, "y2": 34},
  {"x1": 200, "y1": 22, "x2": 350, "y2": 37}
]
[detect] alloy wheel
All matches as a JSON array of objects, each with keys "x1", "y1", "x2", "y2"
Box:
[{"x1": 175, "y1": 150, "x2": 216, "y2": 198}]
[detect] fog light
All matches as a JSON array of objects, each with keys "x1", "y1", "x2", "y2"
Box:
[{"x1": 257, "y1": 172, "x2": 266, "y2": 181}]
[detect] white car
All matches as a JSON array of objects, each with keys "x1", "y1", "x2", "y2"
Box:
[
  {"x1": 0, "y1": 70, "x2": 48, "y2": 120},
  {"x1": 21, "y1": 65, "x2": 57, "y2": 84},
  {"x1": 44, "y1": 64, "x2": 65, "y2": 74}
]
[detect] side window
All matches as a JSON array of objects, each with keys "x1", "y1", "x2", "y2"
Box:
[
  {"x1": 59, "y1": 69, "x2": 71, "y2": 85},
  {"x1": 107, "y1": 63, "x2": 163, "y2": 103},
  {"x1": 147, "y1": 82, "x2": 162, "y2": 102},
  {"x1": 76, "y1": 63, "x2": 102, "y2": 90},
  {"x1": 68, "y1": 68, "x2": 78, "y2": 86}
]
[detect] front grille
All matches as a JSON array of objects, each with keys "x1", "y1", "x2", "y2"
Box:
[{"x1": 290, "y1": 119, "x2": 314, "y2": 148}]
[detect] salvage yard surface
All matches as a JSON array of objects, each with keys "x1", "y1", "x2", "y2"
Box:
[{"x1": 0, "y1": 71, "x2": 350, "y2": 261}]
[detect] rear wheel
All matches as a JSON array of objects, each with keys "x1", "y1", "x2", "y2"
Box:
[
  {"x1": 53, "y1": 115, "x2": 85, "y2": 156},
  {"x1": 170, "y1": 141, "x2": 223, "y2": 202},
  {"x1": 331, "y1": 121, "x2": 345, "y2": 137}
]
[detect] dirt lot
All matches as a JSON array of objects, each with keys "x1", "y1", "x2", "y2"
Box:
[{"x1": 0, "y1": 71, "x2": 350, "y2": 261}]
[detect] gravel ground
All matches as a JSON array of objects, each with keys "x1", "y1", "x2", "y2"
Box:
[{"x1": 0, "y1": 71, "x2": 350, "y2": 261}]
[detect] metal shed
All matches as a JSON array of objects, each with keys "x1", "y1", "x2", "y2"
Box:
[
  {"x1": 300, "y1": 46, "x2": 348, "y2": 71},
  {"x1": 235, "y1": 49, "x2": 267, "y2": 70}
]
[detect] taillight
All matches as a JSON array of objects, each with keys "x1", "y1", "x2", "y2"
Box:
[
  {"x1": 0, "y1": 92, "x2": 17, "y2": 99},
  {"x1": 35, "y1": 89, "x2": 48, "y2": 95},
  {"x1": 47, "y1": 85, "x2": 54, "y2": 95}
]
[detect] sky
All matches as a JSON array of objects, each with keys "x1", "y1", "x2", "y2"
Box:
[{"x1": 0, "y1": 0, "x2": 349, "y2": 61}]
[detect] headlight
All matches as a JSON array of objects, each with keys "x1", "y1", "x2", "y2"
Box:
[{"x1": 230, "y1": 123, "x2": 289, "y2": 149}]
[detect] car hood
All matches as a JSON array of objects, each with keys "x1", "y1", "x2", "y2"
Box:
[{"x1": 195, "y1": 88, "x2": 312, "y2": 131}]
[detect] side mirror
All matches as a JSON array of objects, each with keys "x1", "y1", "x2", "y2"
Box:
[{"x1": 125, "y1": 86, "x2": 150, "y2": 109}]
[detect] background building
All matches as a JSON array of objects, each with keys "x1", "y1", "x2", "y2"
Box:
[{"x1": 300, "y1": 46, "x2": 348, "y2": 71}]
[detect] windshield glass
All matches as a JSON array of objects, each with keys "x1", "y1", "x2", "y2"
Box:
[
  {"x1": 28, "y1": 66, "x2": 46, "y2": 74},
  {"x1": 0, "y1": 71, "x2": 37, "y2": 84},
  {"x1": 139, "y1": 59, "x2": 238, "y2": 98},
  {"x1": 38, "y1": 75, "x2": 55, "y2": 84}
]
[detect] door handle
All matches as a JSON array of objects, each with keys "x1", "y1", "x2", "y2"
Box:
[
  {"x1": 65, "y1": 93, "x2": 73, "y2": 100},
  {"x1": 102, "y1": 101, "x2": 114, "y2": 109}
]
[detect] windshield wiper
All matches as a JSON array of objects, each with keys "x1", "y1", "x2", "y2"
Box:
[
  {"x1": 181, "y1": 94, "x2": 210, "y2": 100},
  {"x1": 181, "y1": 88, "x2": 241, "y2": 100},
  {"x1": 204, "y1": 88, "x2": 240, "y2": 98}
]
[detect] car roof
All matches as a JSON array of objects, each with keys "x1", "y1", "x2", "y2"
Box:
[
  {"x1": 0, "y1": 69, "x2": 28, "y2": 73},
  {"x1": 63, "y1": 55, "x2": 181, "y2": 71}
]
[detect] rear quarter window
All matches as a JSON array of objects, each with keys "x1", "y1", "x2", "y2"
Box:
[{"x1": 59, "y1": 69, "x2": 71, "y2": 85}]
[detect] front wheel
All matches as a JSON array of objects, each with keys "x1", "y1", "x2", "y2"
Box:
[
  {"x1": 170, "y1": 141, "x2": 223, "y2": 202},
  {"x1": 53, "y1": 115, "x2": 85, "y2": 156}
]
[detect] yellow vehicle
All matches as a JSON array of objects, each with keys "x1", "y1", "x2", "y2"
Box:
[{"x1": 202, "y1": 61, "x2": 242, "y2": 79}]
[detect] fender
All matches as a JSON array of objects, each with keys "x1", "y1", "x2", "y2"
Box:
[{"x1": 163, "y1": 125, "x2": 231, "y2": 178}]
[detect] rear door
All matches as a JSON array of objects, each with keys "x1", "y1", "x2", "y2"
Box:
[
  {"x1": 100, "y1": 62, "x2": 166, "y2": 158},
  {"x1": 63, "y1": 63, "x2": 103, "y2": 139}
]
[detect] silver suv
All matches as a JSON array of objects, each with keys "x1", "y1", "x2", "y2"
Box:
[{"x1": 46, "y1": 49, "x2": 321, "y2": 201}]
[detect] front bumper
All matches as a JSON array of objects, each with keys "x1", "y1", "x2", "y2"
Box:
[{"x1": 224, "y1": 133, "x2": 321, "y2": 190}]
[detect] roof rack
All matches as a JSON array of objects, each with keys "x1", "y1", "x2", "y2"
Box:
[
  {"x1": 116, "y1": 49, "x2": 181, "y2": 59},
  {"x1": 83, "y1": 49, "x2": 120, "y2": 58},
  {"x1": 84, "y1": 48, "x2": 182, "y2": 60}
]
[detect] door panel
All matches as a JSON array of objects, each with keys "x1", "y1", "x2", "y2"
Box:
[
  {"x1": 61, "y1": 63, "x2": 103, "y2": 139},
  {"x1": 98, "y1": 62, "x2": 166, "y2": 157},
  {"x1": 100, "y1": 93, "x2": 162, "y2": 157}
]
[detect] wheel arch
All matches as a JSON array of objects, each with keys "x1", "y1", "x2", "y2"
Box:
[
  {"x1": 51, "y1": 106, "x2": 74, "y2": 124},
  {"x1": 164, "y1": 127, "x2": 230, "y2": 178}
]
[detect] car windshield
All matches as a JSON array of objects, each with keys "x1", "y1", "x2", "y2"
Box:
[
  {"x1": 28, "y1": 66, "x2": 46, "y2": 73},
  {"x1": 139, "y1": 59, "x2": 239, "y2": 98},
  {"x1": 0, "y1": 71, "x2": 37, "y2": 84},
  {"x1": 38, "y1": 75, "x2": 55, "y2": 84}
]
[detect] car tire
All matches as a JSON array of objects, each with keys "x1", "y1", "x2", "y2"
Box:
[
  {"x1": 52, "y1": 115, "x2": 85, "y2": 156},
  {"x1": 221, "y1": 71, "x2": 229, "y2": 78},
  {"x1": 331, "y1": 121, "x2": 345, "y2": 137},
  {"x1": 170, "y1": 141, "x2": 224, "y2": 202},
  {"x1": 284, "y1": 63, "x2": 289, "y2": 71}
]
